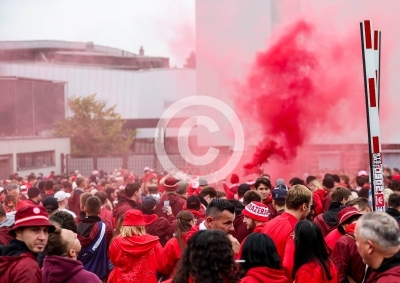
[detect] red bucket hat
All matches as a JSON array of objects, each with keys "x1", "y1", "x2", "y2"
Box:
[
  {"x1": 123, "y1": 209, "x2": 146, "y2": 226},
  {"x1": 242, "y1": 201, "x2": 270, "y2": 222},
  {"x1": 163, "y1": 176, "x2": 178, "y2": 191},
  {"x1": 10, "y1": 205, "x2": 55, "y2": 235},
  {"x1": 337, "y1": 206, "x2": 361, "y2": 234}
]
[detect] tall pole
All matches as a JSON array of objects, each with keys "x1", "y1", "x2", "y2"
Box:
[{"x1": 360, "y1": 20, "x2": 384, "y2": 211}]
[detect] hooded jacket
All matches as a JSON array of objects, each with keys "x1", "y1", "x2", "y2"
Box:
[
  {"x1": 0, "y1": 212, "x2": 15, "y2": 245},
  {"x1": 323, "y1": 190, "x2": 333, "y2": 212},
  {"x1": 386, "y1": 208, "x2": 400, "y2": 227},
  {"x1": 143, "y1": 213, "x2": 174, "y2": 246},
  {"x1": 0, "y1": 239, "x2": 43, "y2": 283},
  {"x1": 112, "y1": 195, "x2": 141, "y2": 222},
  {"x1": 160, "y1": 234, "x2": 188, "y2": 278},
  {"x1": 324, "y1": 228, "x2": 342, "y2": 251},
  {"x1": 155, "y1": 193, "x2": 185, "y2": 218},
  {"x1": 187, "y1": 209, "x2": 205, "y2": 224},
  {"x1": 332, "y1": 229, "x2": 365, "y2": 283},
  {"x1": 77, "y1": 214, "x2": 113, "y2": 248},
  {"x1": 364, "y1": 249, "x2": 400, "y2": 283},
  {"x1": 313, "y1": 202, "x2": 342, "y2": 238},
  {"x1": 68, "y1": 189, "x2": 83, "y2": 216},
  {"x1": 313, "y1": 190, "x2": 326, "y2": 216},
  {"x1": 294, "y1": 259, "x2": 338, "y2": 283},
  {"x1": 241, "y1": 266, "x2": 288, "y2": 283},
  {"x1": 42, "y1": 255, "x2": 101, "y2": 283},
  {"x1": 230, "y1": 201, "x2": 251, "y2": 244},
  {"x1": 108, "y1": 234, "x2": 167, "y2": 283},
  {"x1": 263, "y1": 194, "x2": 277, "y2": 220}
]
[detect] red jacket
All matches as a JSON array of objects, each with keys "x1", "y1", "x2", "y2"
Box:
[
  {"x1": 294, "y1": 259, "x2": 339, "y2": 283},
  {"x1": 159, "y1": 234, "x2": 188, "y2": 278},
  {"x1": 155, "y1": 193, "x2": 185, "y2": 218},
  {"x1": 313, "y1": 202, "x2": 342, "y2": 238},
  {"x1": 364, "y1": 250, "x2": 400, "y2": 283},
  {"x1": 262, "y1": 212, "x2": 297, "y2": 280},
  {"x1": 223, "y1": 183, "x2": 239, "y2": 200},
  {"x1": 187, "y1": 209, "x2": 205, "y2": 224},
  {"x1": 332, "y1": 230, "x2": 366, "y2": 283},
  {"x1": 0, "y1": 239, "x2": 43, "y2": 283},
  {"x1": 112, "y1": 195, "x2": 141, "y2": 222},
  {"x1": 313, "y1": 190, "x2": 325, "y2": 216},
  {"x1": 0, "y1": 227, "x2": 13, "y2": 245},
  {"x1": 263, "y1": 195, "x2": 277, "y2": 220},
  {"x1": 108, "y1": 234, "x2": 167, "y2": 283},
  {"x1": 230, "y1": 213, "x2": 252, "y2": 244},
  {"x1": 100, "y1": 207, "x2": 115, "y2": 229},
  {"x1": 323, "y1": 191, "x2": 332, "y2": 212},
  {"x1": 68, "y1": 189, "x2": 84, "y2": 216},
  {"x1": 241, "y1": 266, "x2": 288, "y2": 283},
  {"x1": 143, "y1": 214, "x2": 174, "y2": 246},
  {"x1": 324, "y1": 228, "x2": 342, "y2": 251}
]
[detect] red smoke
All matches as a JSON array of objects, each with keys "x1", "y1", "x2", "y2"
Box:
[{"x1": 239, "y1": 20, "x2": 365, "y2": 170}]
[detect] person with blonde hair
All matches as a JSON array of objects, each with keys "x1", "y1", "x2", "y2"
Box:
[
  {"x1": 108, "y1": 209, "x2": 167, "y2": 283},
  {"x1": 308, "y1": 179, "x2": 325, "y2": 216}
]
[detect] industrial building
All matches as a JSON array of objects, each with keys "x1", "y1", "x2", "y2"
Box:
[{"x1": 0, "y1": 40, "x2": 196, "y2": 177}]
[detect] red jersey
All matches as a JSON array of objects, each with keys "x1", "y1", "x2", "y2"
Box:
[{"x1": 261, "y1": 212, "x2": 298, "y2": 280}]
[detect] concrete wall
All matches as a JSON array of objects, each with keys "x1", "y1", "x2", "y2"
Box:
[{"x1": 0, "y1": 137, "x2": 70, "y2": 178}]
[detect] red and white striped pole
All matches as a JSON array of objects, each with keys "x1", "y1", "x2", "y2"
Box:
[
  {"x1": 374, "y1": 30, "x2": 381, "y2": 110},
  {"x1": 360, "y1": 20, "x2": 384, "y2": 211}
]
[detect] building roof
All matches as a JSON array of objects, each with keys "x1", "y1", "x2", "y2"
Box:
[
  {"x1": 0, "y1": 40, "x2": 169, "y2": 70},
  {"x1": 0, "y1": 76, "x2": 66, "y2": 84}
]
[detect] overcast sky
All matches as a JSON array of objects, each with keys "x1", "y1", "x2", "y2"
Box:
[{"x1": 0, "y1": 0, "x2": 195, "y2": 67}]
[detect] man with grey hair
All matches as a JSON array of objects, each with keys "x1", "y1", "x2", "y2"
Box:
[
  {"x1": 176, "y1": 181, "x2": 188, "y2": 201},
  {"x1": 355, "y1": 211, "x2": 400, "y2": 282},
  {"x1": 6, "y1": 183, "x2": 28, "y2": 210}
]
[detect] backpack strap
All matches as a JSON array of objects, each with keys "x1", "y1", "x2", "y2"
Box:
[{"x1": 91, "y1": 221, "x2": 106, "y2": 252}]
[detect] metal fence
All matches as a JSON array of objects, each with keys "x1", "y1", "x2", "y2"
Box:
[{"x1": 65, "y1": 153, "x2": 231, "y2": 177}]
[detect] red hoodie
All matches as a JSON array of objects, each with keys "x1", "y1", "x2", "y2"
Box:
[
  {"x1": 294, "y1": 259, "x2": 338, "y2": 283},
  {"x1": 263, "y1": 195, "x2": 277, "y2": 220},
  {"x1": 160, "y1": 234, "x2": 188, "y2": 278},
  {"x1": 241, "y1": 266, "x2": 288, "y2": 283},
  {"x1": 313, "y1": 190, "x2": 325, "y2": 216},
  {"x1": 108, "y1": 234, "x2": 167, "y2": 283}
]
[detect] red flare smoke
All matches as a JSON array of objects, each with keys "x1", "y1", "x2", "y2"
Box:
[{"x1": 237, "y1": 19, "x2": 364, "y2": 170}]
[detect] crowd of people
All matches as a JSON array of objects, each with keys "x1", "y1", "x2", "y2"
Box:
[{"x1": 0, "y1": 166, "x2": 400, "y2": 283}]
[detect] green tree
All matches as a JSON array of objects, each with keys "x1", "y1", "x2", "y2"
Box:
[{"x1": 53, "y1": 94, "x2": 134, "y2": 154}]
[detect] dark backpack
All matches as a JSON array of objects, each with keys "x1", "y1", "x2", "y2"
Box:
[{"x1": 77, "y1": 221, "x2": 108, "y2": 280}]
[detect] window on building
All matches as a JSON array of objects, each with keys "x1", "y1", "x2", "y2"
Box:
[{"x1": 17, "y1": 151, "x2": 55, "y2": 170}]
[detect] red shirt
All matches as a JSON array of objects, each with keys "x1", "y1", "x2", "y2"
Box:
[
  {"x1": 262, "y1": 212, "x2": 298, "y2": 280},
  {"x1": 241, "y1": 266, "x2": 288, "y2": 283},
  {"x1": 294, "y1": 259, "x2": 338, "y2": 283},
  {"x1": 324, "y1": 228, "x2": 342, "y2": 251}
]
